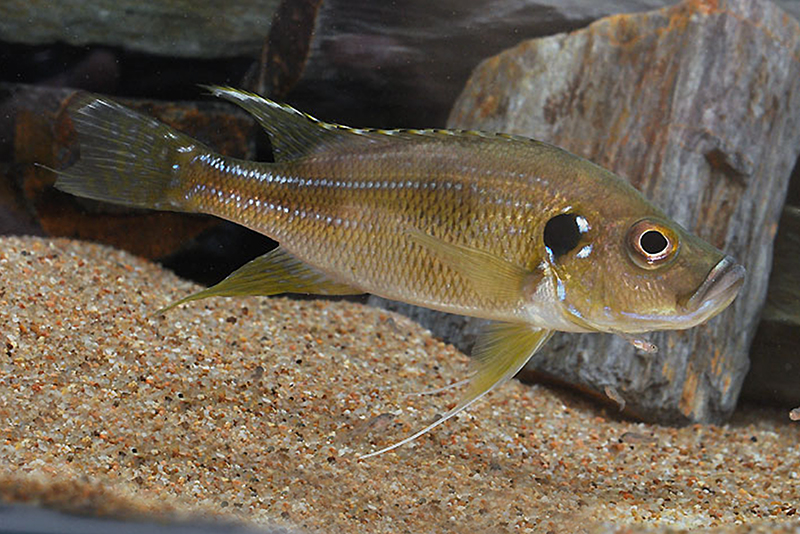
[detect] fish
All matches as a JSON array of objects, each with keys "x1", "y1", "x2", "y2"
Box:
[{"x1": 53, "y1": 87, "x2": 745, "y2": 458}]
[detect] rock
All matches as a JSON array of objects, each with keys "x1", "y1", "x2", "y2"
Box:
[
  {"x1": 4, "y1": 1, "x2": 800, "y2": 127},
  {"x1": 277, "y1": 0, "x2": 688, "y2": 127},
  {"x1": 277, "y1": 0, "x2": 800, "y2": 128},
  {"x1": 0, "y1": 1, "x2": 281, "y2": 59},
  {"x1": 376, "y1": 0, "x2": 800, "y2": 424}
]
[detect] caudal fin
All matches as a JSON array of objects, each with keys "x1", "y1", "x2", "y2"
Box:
[{"x1": 55, "y1": 94, "x2": 206, "y2": 212}]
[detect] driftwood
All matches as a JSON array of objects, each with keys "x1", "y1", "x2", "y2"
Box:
[{"x1": 375, "y1": 0, "x2": 800, "y2": 423}]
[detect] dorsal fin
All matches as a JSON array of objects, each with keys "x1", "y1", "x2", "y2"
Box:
[
  {"x1": 204, "y1": 86, "x2": 385, "y2": 161},
  {"x1": 204, "y1": 86, "x2": 542, "y2": 162}
]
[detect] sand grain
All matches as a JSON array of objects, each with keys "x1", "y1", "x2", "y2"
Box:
[{"x1": 1, "y1": 236, "x2": 798, "y2": 533}]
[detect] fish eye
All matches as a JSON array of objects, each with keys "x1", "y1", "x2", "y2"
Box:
[
  {"x1": 640, "y1": 230, "x2": 668, "y2": 255},
  {"x1": 544, "y1": 213, "x2": 586, "y2": 259},
  {"x1": 627, "y1": 219, "x2": 678, "y2": 268}
]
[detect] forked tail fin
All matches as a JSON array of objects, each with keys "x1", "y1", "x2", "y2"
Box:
[{"x1": 54, "y1": 94, "x2": 207, "y2": 212}]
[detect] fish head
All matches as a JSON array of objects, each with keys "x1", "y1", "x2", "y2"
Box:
[{"x1": 539, "y1": 205, "x2": 745, "y2": 335}]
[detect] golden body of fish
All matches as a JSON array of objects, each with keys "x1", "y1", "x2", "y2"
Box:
[{"x1": 55, "y1": 87, "x2": 745, "y2": 457}]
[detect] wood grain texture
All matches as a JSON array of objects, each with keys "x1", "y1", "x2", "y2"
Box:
[{"x1": 376, "y1": 0, "x2": 800, "y2": 424}]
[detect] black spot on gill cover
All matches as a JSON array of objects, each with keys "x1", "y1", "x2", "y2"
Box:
[{"x1": 544, "y1": 213, "x2": 582, "y2": 258}]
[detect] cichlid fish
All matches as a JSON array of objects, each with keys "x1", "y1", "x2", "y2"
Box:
[{"x1": 54, "y1": 87, "x2": 745, "y2": 458}]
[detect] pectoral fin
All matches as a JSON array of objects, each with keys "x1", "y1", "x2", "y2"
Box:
[
  {"x1": 406, "y1": 229, "x2": 539, "y2": 302},
  {"x1": 156, "y1": 247, "x2": 362, "y2": 314},
  {"x1": 359, "y1": 323, "x2": 553, "y2": 459}
]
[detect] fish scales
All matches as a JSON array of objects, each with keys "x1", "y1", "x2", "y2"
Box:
[
  {"x1": 180, "y1": 138, "x2": 570, "y2": 320},
  {"x1": 53, "y1": 87, "x2": 745, "y2": 458}
]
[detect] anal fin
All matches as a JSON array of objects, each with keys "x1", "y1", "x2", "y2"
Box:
[
  {"x1": 156, "y1": 247, "x2": 362, "y2": 314},
  {"x1": 359, "y1": 322, "x2": 553, "y2": 459}
]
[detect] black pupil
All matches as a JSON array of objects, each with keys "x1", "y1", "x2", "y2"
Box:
[
  {"x1": 640, "y1": 230, "x2": 668, "y2": 255},
  {"x1": 544, "y1": 213, "x2": 582, "y2": 258}
]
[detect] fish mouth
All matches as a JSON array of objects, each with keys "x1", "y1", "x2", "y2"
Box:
[{"x1": 684, "y1": 255, "x2": 745, "y2": 319}]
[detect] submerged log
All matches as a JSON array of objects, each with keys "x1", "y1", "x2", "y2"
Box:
[{"x1": 376, "y1": 0, "x2": 800, "y2": 423}]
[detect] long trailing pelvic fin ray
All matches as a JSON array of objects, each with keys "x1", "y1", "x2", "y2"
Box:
[{"x1": 358, "y1": 323, "x2": 552, "y2": 459}]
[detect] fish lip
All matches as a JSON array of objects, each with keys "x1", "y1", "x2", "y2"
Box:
[{"x1": 684, "y1": 255, "x2": 745, "y2": 315}]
